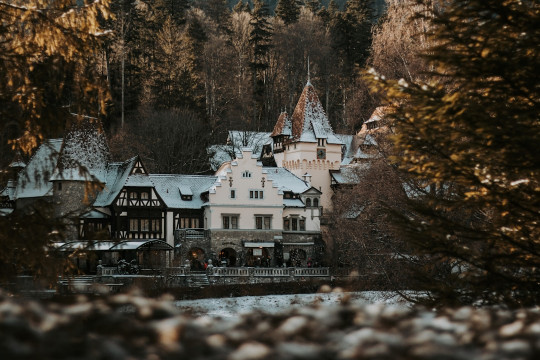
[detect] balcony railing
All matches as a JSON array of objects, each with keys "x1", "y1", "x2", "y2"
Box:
[
  {"x1": 209, "y1": 267, "x2": 330, "y2": 277},
  {"x1": 174, "y1": 228, "x2": 209, "y2": 241}
]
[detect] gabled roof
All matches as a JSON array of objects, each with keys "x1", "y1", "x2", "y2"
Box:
[
  {"x1": 290, "y1": 81, "x2": 342, "y2": 145},
  {"x1": 271, "y1": 112, "x2": 292, "y2": 137},
  {"x1": 15, "y1": 139, "x2": 62, "y2": 199},
  {"x1": 265, "y1": 167, "x2": 310, "y2": 194},
  {"x1": 93, "y1": 157, "x2": 137, "y2": 207},
  {"x1": 150, "y1": 174, "x2": 217, "y2": 209}
]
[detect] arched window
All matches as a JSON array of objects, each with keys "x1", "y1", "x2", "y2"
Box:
[
  {"x1": 242, "y1": 171, "x2": 251, "y2": 178},
  {"x1": 306, "y1": 198, "x2": 312, "y2": 207},
  {"x1": 313, "y1": 198, "x2": 319, "y2": 208}
]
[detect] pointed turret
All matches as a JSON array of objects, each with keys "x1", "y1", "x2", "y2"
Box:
[
  {"x1": 8, "y1": 150, "x2": 26, "y2": 172},
  {"x1": 289, "y1": 82, "x2": 341, "y2": 144},
  {"x1": 271, "y1": 111, "x2": 292, "y2": 137},
  {"x1": 52, "y1": 115, "x2": 111, "y2": 182}
]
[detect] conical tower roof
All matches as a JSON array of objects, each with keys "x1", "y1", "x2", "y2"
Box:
[
  {"x1": 8, "y1": 150, "x2": 26, "y2": 170},
  {"x1": 271, "y1": 111, "x2": 292, "y2": 137},
  {"x1": 289, "y1": 81, "x2": 341, "y2": 144},
  {"x1": 52, "y1": 115, "x2": 111, "y2": 182}
]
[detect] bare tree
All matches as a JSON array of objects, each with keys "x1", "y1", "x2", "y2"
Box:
[{"x1": 368, "y1": 0, "x2": 433, "y2": 82}]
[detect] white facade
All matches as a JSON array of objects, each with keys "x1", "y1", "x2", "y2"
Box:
[{"x1": 206, "y1": 149, "x2": 283, "y2": 232}]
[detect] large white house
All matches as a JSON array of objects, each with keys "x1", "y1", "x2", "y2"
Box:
[{"x1": 1, "y1": 82, "x2": 379, "y2": 272}]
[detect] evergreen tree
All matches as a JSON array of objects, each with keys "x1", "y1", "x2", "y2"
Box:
[
  {"x1": 305, "y1": 0, "x2": 321, "y2": 14},
  {"x1": 249, "y1": 0, "x2": 273, "y2": 127},
  {"x1": 203, "y1": 0, "x2": 232, "y2": 31},
  {"x1": 373, "y1": 0, "x2": 540, "y2": 307},
  {"x1": 154, "y1": 0, "x2": 190, "y2": 25},
  {"x1": 233, "y1": 0, "x2": 251, "y2": 13},
  {"x1": 339, "y1": 0, "x2": 373, "y2": 67},
  {"x1": 276, "y1": 0, "x2": 301, "y2": 25}
]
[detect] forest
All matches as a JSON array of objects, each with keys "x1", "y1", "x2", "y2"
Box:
[{"x1": 1, "y1": 0, "x2": 392, "y2": 174}]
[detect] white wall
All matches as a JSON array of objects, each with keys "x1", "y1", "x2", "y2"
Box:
[{"x1": 207, "y1": 149, "x2": 284, "y2": 231}]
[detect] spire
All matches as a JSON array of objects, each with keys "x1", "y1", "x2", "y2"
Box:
[{"x1": 307, "y1": 56, "x2": 311, "y2": 85}]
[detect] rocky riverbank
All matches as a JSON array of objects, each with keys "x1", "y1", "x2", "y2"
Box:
[{"x1": 0, "y1": 289, "x2": 539, "y2": 359}]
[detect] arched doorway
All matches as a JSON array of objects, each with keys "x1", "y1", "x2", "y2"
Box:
[
  {"x1": 219, "y1": 248, "x2": 237, "y2": 267},
  {"x1": 246, "y1": 247, "x2": 271, "y2": 267},
  {"x1": 290, "y1": 248, "x2": 307, "y2": 267},
  {"x1": 189, "y1": 247, "x2": 205, "y2": 270}
]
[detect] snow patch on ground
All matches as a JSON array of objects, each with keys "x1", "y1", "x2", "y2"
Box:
[{"x1": 175, "y1": 291, "x2": 409, "y2": 318}]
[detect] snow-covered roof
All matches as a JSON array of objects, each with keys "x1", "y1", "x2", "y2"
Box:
[
  {"x1": 265, "y1": 167, "x2": 310, "y2": 194},
  {"x1": 271, "y1": 112, "x2": 292, "y2": 137},
  {"x1": 283, "y1": 198, "x2": 305, "y2": 208},
  {"x1": 150, "y1": 174, "x2": 217, "y2": 209},
  {"x1": 365, "y1": 106, "x2": 387, "y2": 123},
  {"x1": 125, "y1": 174, "x2": 154, "y2": 187},
  {"x1": 52, "y1": 116, "x2": 110, "y2": 182},
  {"x1": 93, "y1": 157, "x2": 137, "y2": 207},
  {"x1": 0, "y1": 179, "x2": 16, "y2": 201},
  {"x1": 80, "y1": 209, "x2": 110, "y2": 219},
  {"x1": 208, "y1": 131, "x2": 272, "y2": 170},
  {"x1": 15, "y1": 139, "x2": 62, "y2": 199},
  {"x1": 9, "y1": 151, "x2": 26, "y2": 169},
  {"x1": 331, "y1": 164, "x2": 370, "y2": 185},
  {"x1": 290, "y1": 82, "x2": 342, "y2": 145}
]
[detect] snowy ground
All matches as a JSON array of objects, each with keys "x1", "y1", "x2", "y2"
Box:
[{"x1": 175, "y1": 291, "x2": 410, "y2": 318}]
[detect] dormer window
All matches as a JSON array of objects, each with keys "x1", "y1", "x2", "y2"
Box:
[
  {"x1": 242, "y1": 171, "x2": 252, "y2": 178},
  {"x1": 129, "y1": 191, "x2": 137, "y2": 199},
  {"x1": 306, "y1": 198, "x2": 312, "y2": 207},
  {"x1": 141, "y1": 192, "x2": 149, "y2": 200},
  {"x1": 367, "y1": 121, "x2": 379, "y2": 130},
  {"x1": 317, "y1": 138, "x2": 325, "y2": 147}
]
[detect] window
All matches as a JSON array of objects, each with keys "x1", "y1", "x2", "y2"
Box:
[
  {"x1": 283, "y1": 218, "x2": 290, "y2": 231},
  {"x1": 129, "y1": 219, "x2": 138, "y2": 231},
  {"x1": 181, "y1": 195, "x2": 193, "y2": 201},
  {"x1": 178, "y1": 217, "x2": 199, "y2": 229},
  {"x1": 57, "y1": 182, "x2": 62, "y2": 191},
  {"x1": 255, "y1": 216, "x2": 272, "y2": 230},
  {"x1": 222, "y1": 215, "x2": 239, "y2": 229},
  {"x1": 299, "y1": 219, "x2": 306, "y2": 231},
  {"x1": 141, "y1": 192, "x2": 149, "y2": 200},
  {"x1": 129, "y1": 191, "x2": 137, "y2": 199},
  {"x1": 291, "y1": 218, "x2": 298, "y2": 231},
  {"x1": 313, "y1": 198, "x2": 319, "y2": 208},
  {"x1": 141, "y1": 219, "x2": 149, "y2": 231},
  {"x1": 306, "y1": 198, "x2": 311, "y2": 207},
  {"x1": 151, "y1": 219, "x2": 160, "y2": 232},
  {"x1": 249, "y1": 190, "x2": 264, "y2": 199},
  {"x1": 242, "y1": 171, "x2": 252, "y2": 178},
  {"x1": 230, "y1": 190, "x2": 236, "y2": 199}
]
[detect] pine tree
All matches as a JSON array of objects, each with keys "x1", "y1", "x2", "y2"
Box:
[
  {"x1": 305, "y1": 0, "x2": 321, "y2": 14},
  {"x1": 373, "y1": 0, "x2": 540, "y2": 307},
  {"x1": 276, "y1": 0, "x2": 301, "y2": 25},
  {"x1": 204, "y1": 0, "x2": 232, "y2": 31},
  {"x1": 249, "y1": 0, "x2": 273, "y2": 128},
  {"x1": 340, "y1": 0, "x2": 373, "y2": 67},
  {"x1": 233, "y1": 0, "x2": 251, "y2": 13}
]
